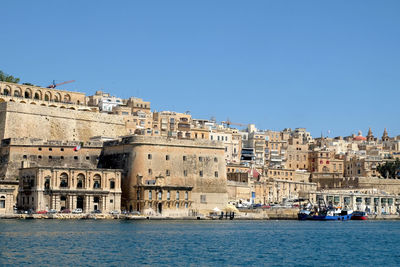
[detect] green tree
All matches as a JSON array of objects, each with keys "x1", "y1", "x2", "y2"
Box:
[
  {"x1": 377, "y1": 159, "x2": 400, "y2": 178},
  {"x1": 0, "y1": 70, "x2": 20, "y2": 83}
]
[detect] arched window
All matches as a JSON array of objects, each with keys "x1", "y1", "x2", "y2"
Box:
[
  {"x1": 44, "y1": 92, "x2": 52, "y2": 101},
  {"x1": 0, "y1": 196, "x2": 6, "y2": 209},
  {"x1": 77, "y1": 174, "x2": 85, "y2": 189},
  {"x1": 14, "y1": 90, "x2": 20, "y2": 97},
  {"x1": 64, "y1": 94, "x2": 71, "y2": 103},
  {"x1": 24, "y1": 90, "x2": 31, "y2": 99},
  {"x1": 60, "y1": 173, "x2": 68, "y2": 187},
  {"x1": 44, "y1": 176, "x2": 51, "y2": 189},
  {"x1": 3, "y1": 88, "x2": 10, "y2": 96},
  {"x1": 93, "y1": 174, "x2": 101, "y2": 189},
  {"x1": 34, "y1": 92, "x2": 40, "y2": 100}
]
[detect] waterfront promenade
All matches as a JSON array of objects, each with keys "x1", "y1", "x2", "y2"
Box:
[{"x1": 1, "y1": 208, "x2": 399, "y2": 220}]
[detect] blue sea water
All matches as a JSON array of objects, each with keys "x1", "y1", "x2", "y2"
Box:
[{"x1": 0, "y1": 219, "x2": 399, "y2": 266}]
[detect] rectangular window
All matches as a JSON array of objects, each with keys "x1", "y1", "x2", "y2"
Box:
[
  {"x1": 166, "y1": 170, "x2": 170, "y2": 176},
  {"x1": 183, "y1": 156, "x2": 187, "y2": 161},
  {"x1": 110, "y1": 199, "x2": 113, "y2": 203},
  {"x1": 199, "y1": 156, "x2": 203, "y2": 162},
  {"x1": 176, "y1": 202, "x2": 179, "y2": 208},
  {"x1": 167, "y1": 191, "x2": 170, "y2": 200},
  {"x1": 185, "y1": 191, "x2": 188, "y2": 200},
  {"x1": 214, "y1": 171, "x2": 218, "y2": 178},
  {"x1": 166, "y1": 155, "x2": 170, "y2": 160},
  {"x1": 185, "y1": 203, "x2": 188, "y2": 208},
  {"x1": 148, "y1": 191, "x2": 152, "y2": 200},
  {"x1": 199, "y1": 171, "x2": 203, "y2": 177},
  {"x1": 158, "y1": 191, "x2": 162, "y2": 200},
  {"x1": 200, "y1": 195, "x2": 206, "y2": 203},
  {"x1": 137, "y1": 190, "x2": 140, "y2": 200},
  {"x1": 148, "y1": 169, "x2": 152, "y2": 175},
  {"x1": 0, "y1": 200, "x2": 5, "y2": 209},
  {"x1": 184, "y1": 170, "x2": 188, "y2": 177},
  {"x1": 110, "y1": 180, "x2": 115, "y2": 189},
  {"x1": 148, "y1": 154, "x2": 152, "y2": 160},
  {"x1": 176, "y1": 191, "x2": 180, "y2": 200}
]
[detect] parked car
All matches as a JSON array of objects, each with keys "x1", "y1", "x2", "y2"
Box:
[
  {"x1": 36, "y1": 210, "x2": 48, "y2": 214},
  {"x1": 109, "y1": 210, "x2": 119, "y2": 215},
  {"x1": 251, "y1": 204, "x2": 262, "y2": 209},
  {"x1": 47, "y1": 209, "x2": 57, "y2": 214},
  {"x1": 72, "y1": 208, "x2": 83, "y2": 214},
  {"x1": 91, "y1": 210, "x2": 101, "y2": 214},
  {"x1": 61, "y1": 209, "x2": 71, "y2": 213},
  {"x1": 130, "y1": 211, "x2": 141, "y2": 215}
]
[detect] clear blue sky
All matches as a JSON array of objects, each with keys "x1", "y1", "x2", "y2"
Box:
[{"x1": 2, "y1": 1, "x2": 400, "y2": 138}]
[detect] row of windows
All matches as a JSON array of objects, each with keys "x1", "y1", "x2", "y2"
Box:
[
  {"x1": 148, "y1": 169, "x2": 219, "y2": 178},
  {"x1": 38, "y1": 147, "x2": 64, "y2": 151},
  {"x1": 210, "y1": 135, "x2": 229, "y2": 141},
  {"x1": 23, "y1": 155, "x2": 97, "y2": 160},
  {"x1": 149, "y1": 202, "x2": 188, "y2": 209},
  {"x1": 148, "y1": 154, "x2": 218, "y2": 162},
  {"x1": 270, "y1": 171, "x2": 293, "y2": 176},
  {"x1": 147, "y1": 190, "x2": 189, "y2": 201}
]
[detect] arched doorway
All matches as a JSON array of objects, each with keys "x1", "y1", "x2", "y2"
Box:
[
  {"x1": 77, "y1": 196, "x2": 84, "y2": 210},
  {"x1": 158, "y1": 203, "x2": 162, "y2": 214}
]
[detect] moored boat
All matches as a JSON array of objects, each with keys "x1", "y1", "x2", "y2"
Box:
[
  {"x1": 309, "y1": 208, "x2": 353, "y2": 221},
  {"x1": 298, "y1": 206, "x2": 353, "y2": 221},
  {"x1": 351, "y1": 211, "x2": 368, "y2": 220}
]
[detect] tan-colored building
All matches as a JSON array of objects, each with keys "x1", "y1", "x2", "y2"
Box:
[
  {"x1": 152, "y1": 111, "x2": 192, "y2": 138},
  {"x1": 344, "y1": 155, "x2": 382, "y2": 178},
  {"x1": 18, "y1": 167, "x2": 122, "y2": 213},
  {"x1": 0, "y1": 138, "x2": 103, "y2": 181},
  {"x1": 126, "y1": 97, "x2": 151, "y2": 114},
  {"x1": 309, "y1": 149, "x2": 343, "y2": 174},
  {"x1": 99, "y1": 135, "x2": 228, "y2": 216},
  {"x1": 210, "y1": 128, "x2": 242, "y2": 164},
  {"x1": 0, "y1": 181, "x2": 18, "y2": 214}
]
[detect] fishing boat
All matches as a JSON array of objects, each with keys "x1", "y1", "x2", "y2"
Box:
[
  {"x1": 298, "y1": 207, "x2": 353, "y2": 221},
  {"x1": 298, "y1": 198, "x2": 353, "y2": 221},
  {"x1": 351, "y1": 211, "x2": 368, "y2": 220}
]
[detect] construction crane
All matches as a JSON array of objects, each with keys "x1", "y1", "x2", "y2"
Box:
[
  {"x1": 47, "y1": 80, "x2": 75, "y2": 88},
  {"x1": 221, "y1": 119, "x2": 245, "y2": 128}
]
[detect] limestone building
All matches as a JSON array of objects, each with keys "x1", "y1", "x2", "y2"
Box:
[
  {"x1": 99, "y1": 135, "x2": 228, "y2": 216},
  {"x1": 0, "y1": 138, "x2": 103, "y2": 181},
  {"x1": 18, "y1": 167, "x2": 122, "y2": 212}
]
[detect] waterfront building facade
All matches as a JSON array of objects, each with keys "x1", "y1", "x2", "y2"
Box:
[
  {"x1": 99, "y1": 135, "x2": 228, "y2": 215},
  {"x1": 18, "y1": 167, "x2": 122, "y2": 212}
]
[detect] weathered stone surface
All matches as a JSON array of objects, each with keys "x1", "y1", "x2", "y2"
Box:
[{"x1": 0, "y1": 102, "x2": 127, "y2": 141}]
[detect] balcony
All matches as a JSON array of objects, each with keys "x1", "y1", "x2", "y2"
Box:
[{"x1": 177, "y1": 123, "x2": 191, "y2": 131}]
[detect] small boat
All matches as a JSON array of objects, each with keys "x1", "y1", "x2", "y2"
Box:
[{"x1": 351, "y1": 211, "x2": 368, "y2": 220}]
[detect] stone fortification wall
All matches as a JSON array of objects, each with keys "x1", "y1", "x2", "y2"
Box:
[{"x1": 0, "y1": 102, "x2": 127, "y2": 141}]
